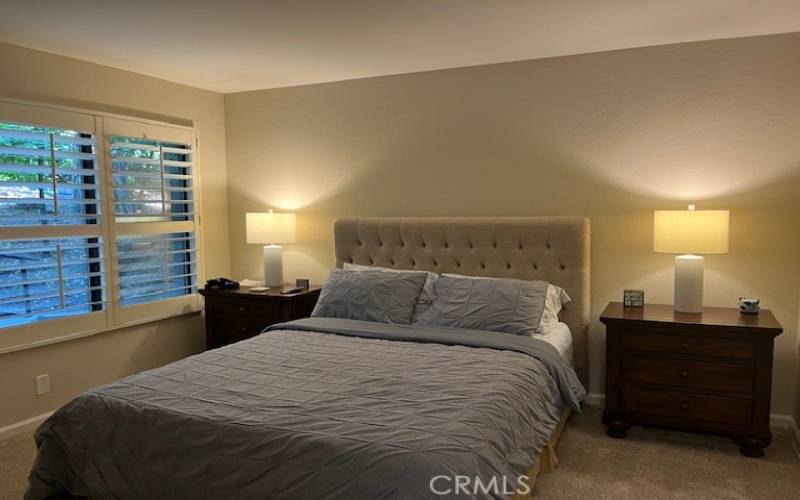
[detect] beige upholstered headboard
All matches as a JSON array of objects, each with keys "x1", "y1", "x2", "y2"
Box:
[{"x1": 333, "y1": 217, "x2": 590, "y2": 384}]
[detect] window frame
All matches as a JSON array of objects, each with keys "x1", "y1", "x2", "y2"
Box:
[{"x1": 0, "y1": 99, "x2": 204, "y2": 354}]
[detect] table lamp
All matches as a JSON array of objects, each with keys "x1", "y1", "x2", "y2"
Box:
[
  {"x1": 653, "y1": 205, "x2": 729, "y2": 313},
  {"x1": 246, "y1": 210, "x2": 296, "y2": 287}
]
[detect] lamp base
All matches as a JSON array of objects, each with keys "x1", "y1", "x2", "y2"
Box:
[
  {"x1": 674, "y1": 254, "x2": 704, "y2": 313},
  {"x1": 263, "y1": 244, "x2": 284, "y2": 288}
]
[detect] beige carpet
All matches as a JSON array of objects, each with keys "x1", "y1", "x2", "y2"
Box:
[
  {"x1": 1, "y1": 405, "x2": 798, "y2": 499},
  {"x1": 536, "y1": 405, "x2": 800, "y2": 499},
  {"x1": 0, "y1": 430, "x2": 36, "y2": 500}
]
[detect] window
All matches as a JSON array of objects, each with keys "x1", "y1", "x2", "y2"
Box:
[
  {"x1": 0, "y1": 121, "x2": 101, "y2": 226},
  {"x1": 109, "y1": 136, "x2": 194, "y2": 223},
  {"x1": 0, "y1": 237, "x2": 104, "y2": 328},
  {"x1": 105, "y1": 118, "x2": 199, "y2": 318},
  {"x1": 117, "y1": 232, "x2": 197, "y2": 306},
  {"x1": 0, "y1": 101, "x2": 202, "y2": 353},
  {"x1": 0, "y1": 117, "x2": 105, "y2": 331}
]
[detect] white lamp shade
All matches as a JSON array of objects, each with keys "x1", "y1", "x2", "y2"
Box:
[
  {"x1": 653, "y1": 209, "x2": 729, "y2": 254},
  {"x1": 246, "y1": 212, "x2": 296, "y2": 244}
]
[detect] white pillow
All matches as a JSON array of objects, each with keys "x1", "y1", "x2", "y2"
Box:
[
  {"x1": 536, "y1": 284, "x2": 572, "y2": 334},
  {"x1": 342, "y1": 263, "x2": 438, "y2": 322}
]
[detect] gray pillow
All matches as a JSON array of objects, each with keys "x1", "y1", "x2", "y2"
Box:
[
  {"x1": 311, "y1": 268, "x2": 427, "y2": 324},
  {"x1": 416, "y1": 274, "x2": 549, "y2": 336},
  {"x1": 342, "y1": 262, "x2": 438, "y2": 322}
]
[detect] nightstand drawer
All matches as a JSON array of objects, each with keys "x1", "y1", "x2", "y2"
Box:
[
  {"x1": 622, "y1": 331, "x2": 754, "y2": 359},
  {"x1": 206, "y1": 296, "x2": 281, "y2": 318},
  {"x1": 623, "y1": 355, "x2": 754, "y2": 394},
  {"x1": 208, "y1": 315, "x2": 272, "y2": 344},
  {"x1": 623, "y1": 387, "x2": 753, "y2": 426}
]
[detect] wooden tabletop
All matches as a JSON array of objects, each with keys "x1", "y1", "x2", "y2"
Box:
[
  {"x1": 600, "y1": 302, "x2": 782, "y2": 333},
  {"x1": 199, "y1": 284, "x2": 322, "y2": 300}
]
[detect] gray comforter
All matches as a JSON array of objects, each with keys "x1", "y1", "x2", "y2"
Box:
[{"x1": 26, "y1": 318, "x2": 585, "y2": 500}]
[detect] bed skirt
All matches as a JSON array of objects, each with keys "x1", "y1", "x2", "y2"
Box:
[{"x1": 513, "y1": 409, "x2": 571, "y2": 500}]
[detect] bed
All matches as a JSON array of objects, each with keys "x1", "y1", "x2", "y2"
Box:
[{"x1": 26, "y1": 217, "x2": 590, "y2": 500}]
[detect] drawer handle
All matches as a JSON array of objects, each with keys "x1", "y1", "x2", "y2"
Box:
[
  {"x1": 680, "y1": 342, "x2": 689, "y2": 350},
  {"x1": 680, "y1": 370, "x2": 689, "y2": 379},
  {"x1": 238, "y1": 306, "x2": 247, "y2": 312},
  {"x1": 680, "y1": 402, "x2": 689, "y2": 411},
  {"x1": 239, "y1": 327, "x2": 247, "y2": 333}
]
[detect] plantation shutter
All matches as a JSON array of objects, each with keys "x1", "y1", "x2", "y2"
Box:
[
  {"x1": 109, "y1": 137, "x2": 194, "y2": 223},
  {"x1": 0, "y1": 101, "x2": 203, "y2": 352},
  {"x1": 0, "y1": 237, "x2": 105, "y2": 328},
  {"x1": 104, "y1": 117, "x2": 201, "y2": 324},
  {"x1": 0, "y1": 126, "x2": 102, "y2": 226},
  {"x1": 0, "y1": 101, "x2": 109, "y2": 349}
]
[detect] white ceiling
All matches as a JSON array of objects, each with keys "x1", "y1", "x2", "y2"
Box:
[{"x1": 2, "y1": 0, "x2": 799, "y2": 94}]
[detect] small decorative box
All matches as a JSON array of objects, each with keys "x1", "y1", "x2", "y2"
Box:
[{"x1": 623, "y1": 289, "x2": 645, "y2": 307}]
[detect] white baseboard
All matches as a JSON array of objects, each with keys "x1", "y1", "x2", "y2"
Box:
[
  {"x1": 0, "y1": 411, "x2": 52, "y2": 440},
  {"x1": 584, "y1": 392, "x2": 606, "y2": 408},
  {"x1": 793, "y1": 419, "x2": 800, "y2": 458},
  {"x1": 583, "y1": 392, "x2": 800, "y2": 457},
  {"x1": 770, "y1": 413, "x2": 800, "y2": 458}
]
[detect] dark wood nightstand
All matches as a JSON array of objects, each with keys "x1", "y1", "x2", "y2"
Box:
[
  {"x1": 199, "y1": 285, "x2": 321, "y2": 350},
  {"x1": 600, "y1": 302, "x2": 782, "y2": 457}
]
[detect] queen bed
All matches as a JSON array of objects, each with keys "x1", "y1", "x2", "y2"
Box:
[{"x1": 26, "y1": 217, "x2": 589, "y2": 500}]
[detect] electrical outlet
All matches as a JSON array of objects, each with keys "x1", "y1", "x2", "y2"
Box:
[{"x1": 35, "y1": 374, "x2": 50, "y2": 396}]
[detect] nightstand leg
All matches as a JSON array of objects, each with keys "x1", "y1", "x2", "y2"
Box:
[
  {"x1": 606, "y1": 419, "x2": 630, "y2": 439},
  {"x1": 733, "y1": 436, "x2": 770, "y2": 458}
]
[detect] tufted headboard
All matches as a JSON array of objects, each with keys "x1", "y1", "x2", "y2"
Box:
[{"x1": 333, "y1": 217, "x2": 590, "y2": 385}]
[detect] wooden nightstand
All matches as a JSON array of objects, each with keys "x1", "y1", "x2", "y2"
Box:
[
  {"x1": 199, "y1": 285, "x2": 321, "y2": 350},
  {"x1": 600, "y1": 302, "x2": 782, "y2": 457}
]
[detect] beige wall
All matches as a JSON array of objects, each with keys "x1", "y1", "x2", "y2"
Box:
[
  {"x1": 0, "y1": 42, "x2": 230, "y2": 428},
  {"x1": 225, "y1": 33, "x2": 800, "y2": 416}
]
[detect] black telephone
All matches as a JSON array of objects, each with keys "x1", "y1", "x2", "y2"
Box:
[{"x1": 204, "y1": 277, "x2": 240, "y2": 290}]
